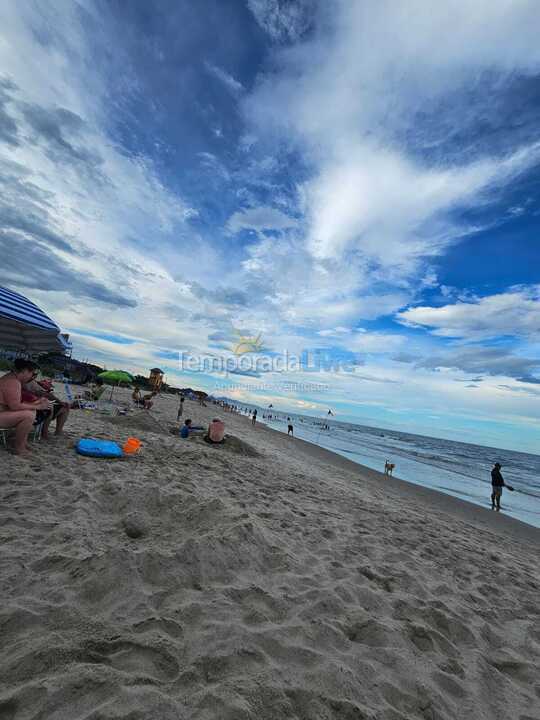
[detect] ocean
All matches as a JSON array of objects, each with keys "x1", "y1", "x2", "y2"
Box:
[{"x1": 259, "y1": 412, "x2": 540, "y2": 529}]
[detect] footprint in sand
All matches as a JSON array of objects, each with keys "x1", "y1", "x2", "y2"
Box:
[
  {"x1": 342, "y1": 618, "x2": 395, "y2": 648},
  {"x1": 432, "y1": 670, "x2": 467, "y2": 698},
  {"x1": 225, "y1": 585, "x2": 290, "y2": 624},
  {"x1": 132, "y1": 616, "x2": 183, "y2": 639},
  {"x1": 406, "y1": 622, "x2": 458, "y2": 656},
  {"x1": 84, "y1": 639, "x2": 179, "y2": 682},
  {"x1": 486, "y1": 655, "x2": 537, "y2": 684},
  {"x1": 2, "y1": 639, "x2": 179, "y2": 687}
]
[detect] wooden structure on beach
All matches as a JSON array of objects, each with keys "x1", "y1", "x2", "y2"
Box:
[{"x1": 149, "y1": 367, "x2": 164, "y2": 392}]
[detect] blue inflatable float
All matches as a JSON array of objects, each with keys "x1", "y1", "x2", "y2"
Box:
[{"x1": 76, "y1": 438, "x2": 123, "y2": 458}]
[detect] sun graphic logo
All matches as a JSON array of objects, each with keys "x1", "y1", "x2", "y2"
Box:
[{"x1": 233, "y1": 330, "x2": 264, "y2": 356}]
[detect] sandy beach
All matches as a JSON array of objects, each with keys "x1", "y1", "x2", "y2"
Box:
[{"x1": 1, "y1": 389, "x2": 539, "y2": 720}]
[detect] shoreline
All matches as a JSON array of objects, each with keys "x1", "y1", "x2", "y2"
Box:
[{"x1": 258, "y1": 417, "x2": 540, "y2": 541}]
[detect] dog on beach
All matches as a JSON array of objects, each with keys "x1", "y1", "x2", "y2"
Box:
[{"x1": 384, "y1": 460, "x2": 395, "y2": 476}]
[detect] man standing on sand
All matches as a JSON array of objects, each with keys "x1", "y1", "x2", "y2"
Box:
[
  {"x1": 491, "y1": 462, "x2": 514, "y2": 511},
  {"x1": 252, "y1": 408, "x2": 257, "y2": 425},
  {"x1": 287, "y1": 418, "x2": 293, "y2": 436}
]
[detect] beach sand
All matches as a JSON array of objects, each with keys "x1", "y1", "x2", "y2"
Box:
[{"x1": 1, "y1": 389, "x2": 539, "y2": 719}]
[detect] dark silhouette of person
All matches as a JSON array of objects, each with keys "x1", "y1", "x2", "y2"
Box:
[
  {"x1": 177, "y1": 395, "x2": 184, "y2": 420},
  {"x1": 491, "y1": 462, "x2": 514, "y2": 511}
]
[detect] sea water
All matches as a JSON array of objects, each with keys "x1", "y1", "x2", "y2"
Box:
[{"x1": 261, "y1": 414, "x2": 540, "y2": 529}]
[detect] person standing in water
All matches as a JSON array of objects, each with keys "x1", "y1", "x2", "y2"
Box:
[
  {"x1": 252, "y1": 408, "x2": 257, "y2": 425},
  {"x1": 287, "y1": 417, "x2": 293, "y2": 436},
  {"x1": 491, "y1": 462, "x2": 514, "y2": 511}
]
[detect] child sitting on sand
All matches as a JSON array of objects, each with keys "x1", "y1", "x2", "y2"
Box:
[
  {"x1": 180, "y1": 418, "x2": 204, "y2": 438},
  {"x1": 85, "y1": 378, "x2": 105, "y2": 401},
  {"x1": 142, "y1": 391, "x2": 156, "y2": 410},
  {"x1": 132, "y1": 386, "x2": 143, "y2": 406}
]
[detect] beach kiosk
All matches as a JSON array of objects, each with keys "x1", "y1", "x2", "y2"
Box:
[{"x1": 149, "y1": 367, "x2": 164, "y2": 392}]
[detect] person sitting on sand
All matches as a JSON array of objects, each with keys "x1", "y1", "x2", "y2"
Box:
[
  {"x1": 0, "y1": 359, "x2": 51, "y2": 455},
  {"x1": 180, "y1": 418, "x2": 204, "y2": 438},
  {"x1": 83, "y1": 378, "x2": 105, "y2": 402},
  {"x1": 491, "y1": 462, "x2": 514, "y2": 511},
  {"x1": 23, "y1": 371, "x2": 70, "y2": 439},
  {"x1": 132, "y1": 385, "x2": 143, "y2": 406},
  {"x1": 204, "y1": 417, "x2": 225, "y2": 444},
  {"x1": 142, "y1": 391, "x2": 156, "y2": 409}
]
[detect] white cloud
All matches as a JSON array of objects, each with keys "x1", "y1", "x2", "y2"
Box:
[
  {"x1": 346, "y1": 332, "x2": 405, "y2": 354},
  {"x1": 304, "y1": 143, "x2": 540, "y2": 264},
  {"x1": 247, "y1": 0, "x2": 315, "y2": 41},
  {"x1": 227, "y1": 206, "x2": 297, "y2": 235},
  {"x1": 397, "y1": 286, "x2": 540, "y2": 340},
  {"x1": 244, "y1": 0, "x2": 540, "y2": 288},
  {"x1": 317, "y1": 326, "x2": 352, "y2": 337},
  {"x1": 205, "y1": 62, "x2": 244, "y2": 95}
]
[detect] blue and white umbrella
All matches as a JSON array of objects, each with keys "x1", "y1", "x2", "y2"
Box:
[{"x1": 0, "y1": 286, "x2": 71, "y2": 354}]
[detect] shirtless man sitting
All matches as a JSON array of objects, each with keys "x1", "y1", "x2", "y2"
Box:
[{"x1": 0, "y1": 359, "x2": 51, "y2": 455}]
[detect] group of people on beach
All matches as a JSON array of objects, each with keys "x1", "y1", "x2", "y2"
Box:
[
  {"x1": 0, "y1": 359, "x2": 71, "y2": 455},
  {"x1": 132, "y1": 386, "x2": 156, "y2": 410},
  {"x1": 0, "y1": 361, "x2": 164, "y2": 456},
  {"x1": 0, "y1": 361, "x2": 517, "y2": 514},
  {"x1": 176, "y1": 393, "x2": 225, "y2": 444},
  {"x1": 179, "y1": 417, "x2": 225, "y2": 444}
]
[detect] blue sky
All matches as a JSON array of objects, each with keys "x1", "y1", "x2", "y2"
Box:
[{"x1": 1, "y1": 0, "x2": 540, "y2": 453}]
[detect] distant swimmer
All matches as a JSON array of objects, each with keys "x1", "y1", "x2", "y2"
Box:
[
  {"x1": 491, "y1": 462, "x2": 514, "y2": 511},
  {"x1": 384, "y1": 460, "x2": 395, "y2": 476}
]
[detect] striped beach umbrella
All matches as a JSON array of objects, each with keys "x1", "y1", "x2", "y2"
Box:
[{"x1": 0, "y1": 286, "x2": 71, "y2": 354}]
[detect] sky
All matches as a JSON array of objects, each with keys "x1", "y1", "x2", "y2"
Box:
[{"x1": 1, "y1": 0, "x2": 540, "y2": 453}]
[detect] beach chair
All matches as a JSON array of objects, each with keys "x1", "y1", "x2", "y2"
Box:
[
  {"x1": 0, "y1": 418, "x2": 44, "y2": 448},
  {"x1": 95, "y1": 393, "x2": 128, "y2": 416},
  {"x1": 66, "y1": 381, "x2": 111, "y2": 412}
]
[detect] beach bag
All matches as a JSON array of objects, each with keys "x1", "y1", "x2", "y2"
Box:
[{"x1": 76, "y1": 438, "x2": 123, "y2": 458}]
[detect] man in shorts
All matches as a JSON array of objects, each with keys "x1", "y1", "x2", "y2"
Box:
[{"x1": 491, "y1": 462, "x2": 513, "y2": 511}]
